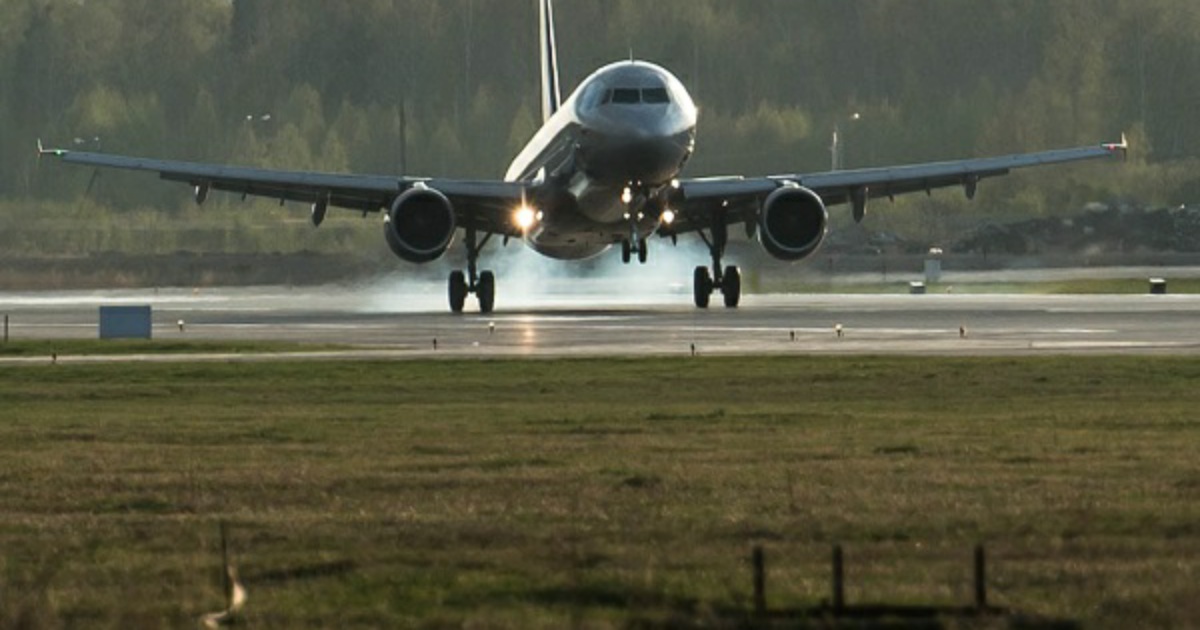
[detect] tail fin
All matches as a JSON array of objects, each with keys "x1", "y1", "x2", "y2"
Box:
[{"x1": 539, "y1": 0, "x2": 561, "y2": 123}]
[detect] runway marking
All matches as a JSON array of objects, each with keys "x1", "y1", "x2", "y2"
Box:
[{"x1": 1029, "y1": 341, "x2": 1199, "y2": 350}]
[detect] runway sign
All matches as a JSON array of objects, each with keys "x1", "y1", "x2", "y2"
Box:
[{"x1": 99, "y1": 305, "x2": 152, "y2": 339}]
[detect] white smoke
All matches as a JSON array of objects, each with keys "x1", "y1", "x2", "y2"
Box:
[{"x1": 360, "y1": 235, "x2": 719, "y2": 313}]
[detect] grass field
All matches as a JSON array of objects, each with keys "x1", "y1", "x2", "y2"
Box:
[{"x1": 1, "y1": 355, "x2": 1197, "y2": 628}]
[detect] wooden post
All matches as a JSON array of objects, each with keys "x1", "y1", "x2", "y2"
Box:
[
  {"x1": 832, "y1": 545, "x2": 845, "y2": 613},
  {"x1": 752, "y1": 545, "x2": 766, "y2": 616},
  {"x1": 974, "y1": 544, "x2": 987, "y2": 610},
  {"x1": 220, "y1": 521, "x2": 231, "y2": 602}
]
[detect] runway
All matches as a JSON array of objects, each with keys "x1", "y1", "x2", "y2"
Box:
[{"x1": 3, "y1": 280, "x2": 1200, "y2": 361}]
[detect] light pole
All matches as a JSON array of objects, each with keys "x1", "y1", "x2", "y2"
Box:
[{"x1": 830, "y1": 112, "x2": 860, "y2": 171}]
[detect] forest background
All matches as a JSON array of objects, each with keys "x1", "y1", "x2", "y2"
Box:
[{"x1": 1, "y1": 0, "x2": 1198, "y2": 268}]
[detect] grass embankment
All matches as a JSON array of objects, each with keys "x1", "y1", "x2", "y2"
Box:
[{"x1": 1, "y1": 357, "x2": 1197, "y2": 628}]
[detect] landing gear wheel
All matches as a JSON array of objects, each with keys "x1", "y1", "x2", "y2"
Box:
[
  {"x1": 693, "y1": 266, "x2": 713, "y2": 308},
  {"x1": 477, "y1": 271, "x2": 496, "y2": 314},
  {"x1": 722, "y1": 265, "x2": 741, "y2": 308},
  {"x1": 449, "y1": 271, "x2": 468, "y2": 313},
  {"x1": 637, "y1": 239, "x2": 648, "y2": 264},
  {"x1": 621, "y1": 240, "x2": 632, "y2": 264}
]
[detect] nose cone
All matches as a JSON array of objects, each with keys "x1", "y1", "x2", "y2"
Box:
[
  {"x1": 578, "y1": 120, "x2": 695, "y2": 186},
  {"x1": 579, "y1": 129, "x2": 693, "y2": 186}
]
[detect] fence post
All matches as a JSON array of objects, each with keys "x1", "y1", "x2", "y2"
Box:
[
  {"x1": 974, "y1": 544, "x2": 987, "y2": 610},
  {"x1": 752, "y1": 545, "x2": 766, "y2": 616},
  {"x1": 832, "y1": 545, "x2": 845, "y2": 613}
]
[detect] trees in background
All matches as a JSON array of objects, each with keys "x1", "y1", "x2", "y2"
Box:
[{"x1": 1, "y1": 0, "x2": 1198, "y2": 247}]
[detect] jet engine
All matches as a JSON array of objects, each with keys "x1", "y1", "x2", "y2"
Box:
[
  {"x1": 757, "y1": 185, "x2": 829, "y2": 261},
  {"x1": 383, "y1": 186, "x2": 457, "y2": 263}
]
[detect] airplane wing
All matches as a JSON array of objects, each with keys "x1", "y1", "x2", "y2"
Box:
[
  {"x1": 37, "y1": 144, "x2": 529, "y2": 236},
  {"x1": 667, "y1": 137, "x2": 1128, "y2": 234}
]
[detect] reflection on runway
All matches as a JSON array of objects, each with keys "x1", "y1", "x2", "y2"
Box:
[{"x1": 3, "y1": 283, "x2": 1200, "y2": 360}]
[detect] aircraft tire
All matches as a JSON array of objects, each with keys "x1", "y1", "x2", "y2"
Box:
[
  {"x1": 477, "y1": 271, "x2": 496, "y2": 314},
  {"x1": 621, "y1": 240, "x2": 632, "y2": 264},
  {"x1": 449, "y1": 271, "x2": 468, "y2": 313},
  {"x1": 637, "y1": 239, "x2": 648, "y2": 264},
  {"x1": 722, "y1": 265, "x2": 741, "y2": 308},
  {"x1": 693, "y1": 266, "x2": 712, "y2": 308}
]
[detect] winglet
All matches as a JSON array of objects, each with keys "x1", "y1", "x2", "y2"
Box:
[
  {"x1": 539, "y1": 0, "x2": 562, "y2": 124},
  {"x1": 37, "y1": 138, "x2": 67, "y2": 158}
]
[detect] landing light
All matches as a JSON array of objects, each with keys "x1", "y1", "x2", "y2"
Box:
[
  {"x1": 661, "y1": 209, "x2": 676, "y2": 225},
  {"x1": 514, "y1": 206, "x2": 538, "y2": 231}
]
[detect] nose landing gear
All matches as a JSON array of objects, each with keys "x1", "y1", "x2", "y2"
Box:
[
  {"x1": 620, "y1": 238, "x2": 649, "y2": 264},
  {"x1": 618, "y1": 184, "x2": 654, "y2": 265}
]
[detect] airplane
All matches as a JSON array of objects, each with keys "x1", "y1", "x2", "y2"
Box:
[{"x1": 40, "y1": 0, "x2": 1127, "y2": 314}]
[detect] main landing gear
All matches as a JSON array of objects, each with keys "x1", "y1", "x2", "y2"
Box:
[
  {"x1": 693, "y1": 218, "x2": 740, "y2": 309},
  {"x1": 448, "y1": 226, "x2": 495, "y2": 314}
]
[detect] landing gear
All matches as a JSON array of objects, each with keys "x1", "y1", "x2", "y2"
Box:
[
  {"x1": 620, "y1": 184, "x2": 652, "y2": 266},
  {"x1": 693, "y1": 266, "x2": 712, "y2": 308},
  {"x1": 722, "y1": 265, "x2": 741, "y2": 308},
  {"x1": 447, "y1": 226, "x2": 497, "y2": 314},
  {"x1": 477, "y1": 271, "x2": 495, "y2": 314},
  {"x1": 449, "y1": 271, "x2": 468, "y2": 313},
  {"x1": 693, "y1": 216, "x2": 740, "y2": 309},
  {"x1": 620, "y1": 238, "x2": 649, "y2": 264}
]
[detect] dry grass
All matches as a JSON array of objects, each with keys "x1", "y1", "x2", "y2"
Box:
[{"x1": 1, "y1": 356, "x2": 1197, "y2": 628}]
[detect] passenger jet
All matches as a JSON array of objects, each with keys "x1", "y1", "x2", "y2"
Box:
[{"x1": 41, "y1": 0, "x2": 1127, "y2": 313}]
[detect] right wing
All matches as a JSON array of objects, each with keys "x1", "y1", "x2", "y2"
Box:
[
  {"x1": 666, "y1": 137, "x2": 1127, "y2": 235},
  {"x1": 779, "y1": 139, "x2": 1128, "y2": 211},
  {"x1": 38, "y1": 143, "x2": 529, "y2": 236}
]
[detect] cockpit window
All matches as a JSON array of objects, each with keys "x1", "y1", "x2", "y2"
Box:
[
  {"x1": 598, "y1": 86, "x2": 672, "y2": 106},
  {"x1": 611, "y1": 88, "x2": 641, "y2": 104},
  {"x1": 642, "y1": 88, "x2": 670, "y2": 104}
]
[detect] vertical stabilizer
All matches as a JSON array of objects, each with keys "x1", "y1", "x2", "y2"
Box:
[{"x1": 540, "y1": 0, "x2": 561, "y2": 123}]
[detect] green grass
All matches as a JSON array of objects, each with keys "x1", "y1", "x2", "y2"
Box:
[{"x1": 1, "y1": 357, "x2": 1198, "y2": 628}]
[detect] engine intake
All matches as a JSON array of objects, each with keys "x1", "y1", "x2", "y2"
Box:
[
  {"x1": 383, "y1": 186, "x2": 456, "y2": 263},
  {"x1": 758, "y1": 185, "x2": 828, "y2": 261}
]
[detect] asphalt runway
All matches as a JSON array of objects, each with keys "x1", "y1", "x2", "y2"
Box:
[{"x1": 3, "y1": 280, "x2": 1199, "y2": 361}]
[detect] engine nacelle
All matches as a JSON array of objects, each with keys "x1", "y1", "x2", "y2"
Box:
[
  {"x1": 757, "y1": 185, "x2": 829, "y2": 261},
  {"x1": 383, "y1": 186, "x2": 457, "y2": 263}
]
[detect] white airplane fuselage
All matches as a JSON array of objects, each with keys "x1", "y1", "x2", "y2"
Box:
[{"x1": 504, "y1": 61, "x2": 698, "y2": 260}]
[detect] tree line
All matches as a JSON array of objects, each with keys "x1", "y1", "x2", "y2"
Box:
[{"x1": 1, "y1": 0, "x2": 1198, "y2": 252}]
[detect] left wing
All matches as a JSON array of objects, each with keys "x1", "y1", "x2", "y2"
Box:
[
  {"x1": 666, "y1": 137, "x2": 1128, "y2": 234},
  {"x1": 37, "y1": 143, "x2": 528, "y2": 236}
]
